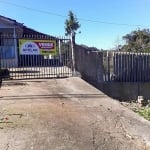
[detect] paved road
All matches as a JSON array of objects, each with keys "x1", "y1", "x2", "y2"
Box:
[{"x1": 0, "y1": 77, "x2": 150, "y2": 150}]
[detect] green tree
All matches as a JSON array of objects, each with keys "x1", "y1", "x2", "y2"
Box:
[
  {"x1": 121, "y1": 29, "x2": 150, "y2": 52},
  {"x1": 65, "y1": 11, "x2": 81, "y2": 44}
]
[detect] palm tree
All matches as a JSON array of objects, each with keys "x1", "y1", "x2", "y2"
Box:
[
  {"x1": 65, "y1": 11, "x2": 80, "y2": 44},
  {"x1": 64, "y1": 11, "x2": 81, "y2": 73}
]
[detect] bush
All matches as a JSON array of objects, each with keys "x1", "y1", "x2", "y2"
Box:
[{"x1": 137, "y1": 107, "x2": 150, "y2": 121}]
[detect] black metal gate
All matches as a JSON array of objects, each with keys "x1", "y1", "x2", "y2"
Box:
[{"x1": 0, "y1": 34, "x2": 73, "y2": 80}]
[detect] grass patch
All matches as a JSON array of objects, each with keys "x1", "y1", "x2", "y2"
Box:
[{"x1": 135, "y1": 107, "x2": 150, "y2": 121}]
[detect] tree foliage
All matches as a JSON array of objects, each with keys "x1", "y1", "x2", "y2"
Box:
[
  {"x1": 121, "y1": 29, "x2": 150, "y2": 52},
  {"x1": 65, "y1": 11, "x2": 80, "y2": 37}
]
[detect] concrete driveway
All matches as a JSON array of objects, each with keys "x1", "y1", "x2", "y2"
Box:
[{"x1": 0, "y1": 77, "x2": 150, "y2": 150}]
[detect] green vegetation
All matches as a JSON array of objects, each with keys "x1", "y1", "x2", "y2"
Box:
[
  {"x1": 121, "y1": 28, "x2": 150, "y2": 52},
  {"x1": 64, "y1": 10, "x2": 81, "y2": 44},
  {"x1": 134, "y1": 107, "x2": 150, "y2": 121}
]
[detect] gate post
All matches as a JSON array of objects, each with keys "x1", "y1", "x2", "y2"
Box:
[
  {"x1": 70, "y1": 32, "x2": 76, "y2": 75},
  {"x1": 58, "y1": 39, "x2": 62, "y2": 64},
  {"x1": 13, "y1": 25, "x2": 18, "y2": 67}
]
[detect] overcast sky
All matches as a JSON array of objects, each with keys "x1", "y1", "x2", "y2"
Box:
[{"x1": 0, "y1": 0, "x2": 149, "y2": 49}]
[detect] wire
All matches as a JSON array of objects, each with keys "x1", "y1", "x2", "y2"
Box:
[
  {"x1": 76, "y1": 18, "x2": 148, "y2": 27},
  {"x1": 0, "y1": 0, "x2": 66, "y2": 18},
  {"x1": 0, "y1": 0, "x2": 149, "y2": 28}
]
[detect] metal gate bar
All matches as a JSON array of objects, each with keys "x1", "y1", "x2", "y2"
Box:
[{"x1": 0, "y1": 34, "x2": 73, "y2": 80}]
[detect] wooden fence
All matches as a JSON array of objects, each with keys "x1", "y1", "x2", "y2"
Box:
[
  {"x1": 75, "y1": 46, "x2": 150, "y2": 82},
  {"x1": 105, "y1": 52, "x2": 150, "y2": 82}
]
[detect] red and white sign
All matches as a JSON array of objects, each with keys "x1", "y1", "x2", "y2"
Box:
[{"x1": 19, "y1": 39, "x2": 56, "y2": 55}]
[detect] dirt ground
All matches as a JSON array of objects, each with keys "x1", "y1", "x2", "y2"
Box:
[{"x1": 0, "y1": 77, "x2": 150, "y2": 150}]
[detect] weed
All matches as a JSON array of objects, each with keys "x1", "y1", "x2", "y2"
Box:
[{"x1": 137, "y1": 107, "x2": 150, "y2": 121}]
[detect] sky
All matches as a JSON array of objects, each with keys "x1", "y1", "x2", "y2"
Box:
[{"x1": 0, "y1": 0, "x2": 149, "y2": 50}]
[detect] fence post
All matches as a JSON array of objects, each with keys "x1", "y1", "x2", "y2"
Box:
[{"x1": 107, "y1": 51, "x2": 110, "y2": 82}]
